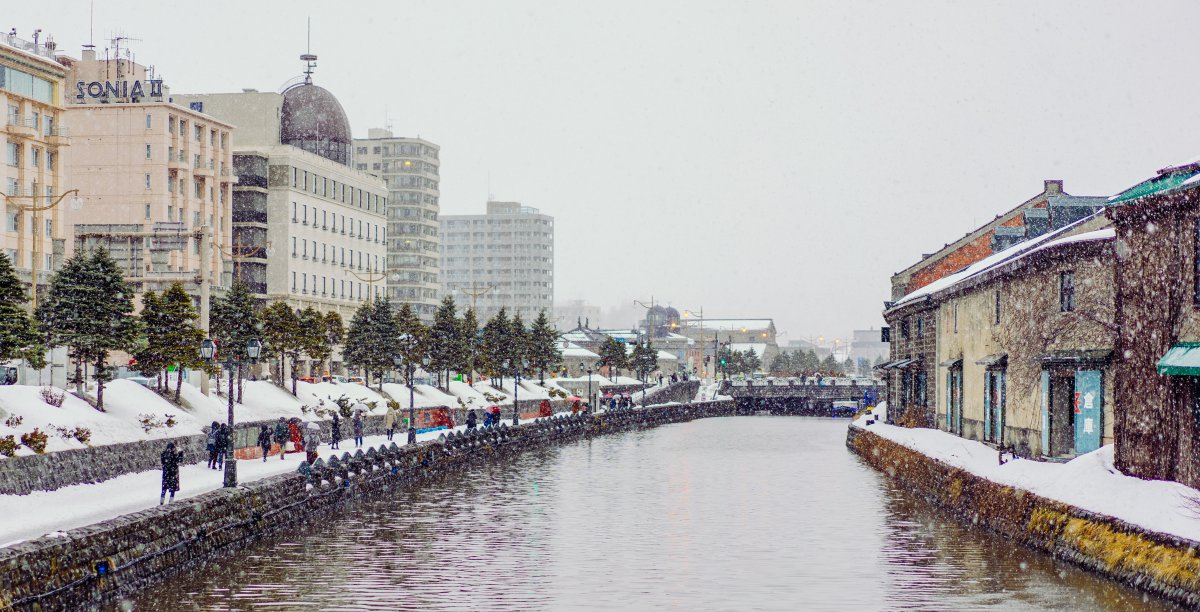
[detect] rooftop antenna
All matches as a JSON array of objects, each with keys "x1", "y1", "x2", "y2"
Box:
[
  {"x1": 384, "y1": 104, "x2": 392, "y2": 132},
  {"x1": 87, "y1": 0, "x2": 93, "y2": 48},
  {"x1": 300, "y1": 17, "x2": 317, "y2": 84}
]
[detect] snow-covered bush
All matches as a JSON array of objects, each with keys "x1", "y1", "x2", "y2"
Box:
[
  {"x1": 0, "y1": 435, "x2": 16, "y2": 457},
  {"x1": 3, "y1": 414, "x2": 22, "y2": 428},
  {"x1": 20, "y1": 429, "x2": 48, "y2": 453},
  {"x1": 137, "y1": 413, "x2": 177, "y2": 433},
  {"x1": 49, "y1": 424, "x2": 92, "y2": 445},
  {"x1": 39, "y1": 386, "x2": 65, "y2": 407}
]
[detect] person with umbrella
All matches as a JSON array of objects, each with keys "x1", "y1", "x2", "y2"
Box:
[
  {"x1": 303, "y1": 421, "x2": 322, "y2": 464},
  {"x1": 159, "y1": 441, "x2": 183, "y2": 505},
  {"x1": 351, "y1": 403, "x2": 366, "y2": 447}
]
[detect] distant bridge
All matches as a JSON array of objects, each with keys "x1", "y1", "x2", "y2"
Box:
[{"x1": 722, "y1": 379, "x2": 884, "y2": 416}]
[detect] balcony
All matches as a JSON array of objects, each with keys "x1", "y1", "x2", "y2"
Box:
[
  {"x1": 5, "y1": 115, "x2": 36, "y2": 139},
  {"x1": 44, "y1": 125, "x2": 70, "y2": 146}
]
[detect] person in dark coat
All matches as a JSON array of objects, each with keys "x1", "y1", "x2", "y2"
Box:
[
  {"x1": 352, "y1": 412, "x2": 365, "y2": 447},
  {"x1": 466, "y1": 409, "x2": 478, "y2": 431},
  {"x1": 272, "y1": 417, "x2": 289, "y2": 460},
  {"x1": 215, "y1": 423, "x2": 230, "y2": 470},
  {"x1": 331, "y1": 412, "x2": 342, "y2": 450},
  {"x1": 257, "y1": 425, "x2": 272, "y2": 462},
  {"x1": 160, "y1": 441, "x2": 183, "y2": 505},
  {"x1": 206, "y1": 421, "x2": 219, "y2": 469}
]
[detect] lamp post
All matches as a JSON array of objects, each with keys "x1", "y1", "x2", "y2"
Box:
[
  {"x1": 580, "y1": 362, "x2": 593, "y2": 411},
  {"x1": 0, "y1": 189, "x2": 82, "y2": 311},
  {"x1": 681, "y1": 307, "x2": 704, "y2": 379},
  {"x1": 200, "y1": 337, "x2": 262, "y2": 487},
  {"x1": 505, "y1": 357, "x2": 528, "y2": 425}
]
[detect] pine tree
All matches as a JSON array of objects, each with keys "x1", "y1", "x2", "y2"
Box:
[
  {"x1": 769, "y1": 352, "x2": 788, "y2": 375},
  {"x1": 159, "y1": 282, "x2": 206, "y2": 402},
  {"x1": 394, "y1": 301, "x2": 428, "y2": 386},
  {"x1": 631, "y1": 340, "x2": 657, "y2": 381},
  {"x1": 298, "y1": 306, "x2": 329, "y2": 379},
  {"x1": 323, "y1": 311, "x2": 345, "y2": 364},
  {"x1": 427, "y1": 296, "x2": 462, "y2": 389},
  {"x1": 134, "y1": 290, "x2": 170, "y2": 391},
  {"x1": 820, "y1": 353, "x2": 839, "y2": 375},
  {"x1": 597, "y1": 336, "x2": 628, "y2": 380},
  {"x1": 458, "y1": 307, "x2": 480, "y2": 386},
  {"x1": 342, "y1": 301, "x2": 374, "y2": 385},
  {"x1": 0, "y1": 252, "x2": 45, "y2": 373},
  {"x1": 527, "y1": 310, "x2": 561, "y2": 384},
  {"x1": 480, "y1": 307, "x2": 510, "y2": 387},
  {"x1": 507, "y1": 312, "x2": 529, "y2": 380},
  {"x1": 260, "y1": 301, "x2": 300, "y2": 394},
  {"x1": 742, "y1": 349, "x2": 762, "y2": 374},
  {"x1": 37, "y1": 249, "x2": 140, "y2": 410},
  {"x1": 210, "y1": 280, "x2": 260, "y2": 402}
]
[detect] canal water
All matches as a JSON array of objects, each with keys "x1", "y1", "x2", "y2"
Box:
[{"x1": 122, "y1": 417, "x2": 1179, "y2": 611}]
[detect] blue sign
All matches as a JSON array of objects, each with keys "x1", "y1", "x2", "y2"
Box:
[{"x1": 75, "y1": 79, "x2": 164, "y2": 100}]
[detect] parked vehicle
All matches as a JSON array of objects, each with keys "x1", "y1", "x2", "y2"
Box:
[{"x1": 348, "y1": 376, "x2": 366, "y2": 385}]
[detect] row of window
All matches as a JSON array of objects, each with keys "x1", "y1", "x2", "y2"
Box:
[
  {"x1": 0, "y1": 66, "x2": 55, "y2": 104},
  {"x1": 290, "y1": 273, "x2": 380, "y2": 301},
  {"x1": 4, "y1": 212, "x2": 53, "y2": 235},
  {"x1": 1, "y1": 248, "x2": 53, "y2": 269},
  {"x1": 290, "y1": 237, "x2": 379, "y2": 271},
  {"x1": 167, "y1": 115, "x2": 228, "y2": 150},
  {"x1": 5, "y1": 139, "x2": 56, "y2": 170},
  {"x1": 291, "y1": 167, "x2": 384, "y2": 213},
  {"x1": 357, "y1": 143, "x2": 439, "y2": 159},
  {"x1": 291, "y1": 202, "x2": 382, "y2": 242},
  {"x1": 443, "y1": 218, "x2": 553, "y2": 227}
]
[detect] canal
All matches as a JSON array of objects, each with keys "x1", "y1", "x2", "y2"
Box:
[{"x1": 122, "y1": 417, "x2": 1179, "y2": 610}]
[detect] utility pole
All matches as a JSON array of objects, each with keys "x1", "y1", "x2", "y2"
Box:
[
  {"x1": 458, "y1": 281, "x2": 495, "y2": 313},
  {"x1": 199, "y1": 225, "x2": 210, "y2": 396}
]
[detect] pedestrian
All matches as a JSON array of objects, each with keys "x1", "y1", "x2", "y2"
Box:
[
  {"x1": 205, "y1": 421, "x2": 219, "y2": 469},
  {"x1": 257, "y1": 425, "x2": 272, "y2": 462},
  {"x1": 658, "y1": 374, "x2": 664, "y2": 386},
  {"x1": 272, "y1": 417, "x2": 289, "y2": 460},
  {"x1": 466, "y1": 409, "x2": 477, "y2": 431},
  {"x1": 160, "y1": 441, "x2": 183, "y2": 505},
  {"x1": 289, "y1": 418, "x2": 303, "y2": 452},
  {"x1": 352, "y1": 411, "x2": 365, "y2": 447},
  {"x1": 384, "y1": 404, "x2": 397, "y2": 441},
  {"x1": 304, "y1": 422, "x2": 321, "y2": 464},
  {"x1": 331, "y1": 412, "x2": 342, "y2": 450},
  {"x1": 215, "y1": 423, "x2": 230, "y2": 470}
]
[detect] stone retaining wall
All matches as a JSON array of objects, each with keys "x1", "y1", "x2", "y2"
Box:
[
  {"x1": 846, "y1": 425, "x2": 1200, "y2": 608},
  {"x1": 0, "y1": 400, "x2": 735, "y2": 610}
]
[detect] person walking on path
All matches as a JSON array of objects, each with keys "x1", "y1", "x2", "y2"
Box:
[
  {"x1": 272, "y1": 417, "x2": 289, "y2": 460},
  {"x1": 160, "y1": 441, "x2": 183, "y2": 505},
  {"x1": 466, "y1": 409, "x2": 477, "y2": 431},
  {"x1": 303, "y1": 422, "x2": 321, "y2": 464},
  {"x1": 331, "y1": 412, "x2": 342, "y2": 450},
  {"x1": 352, "y1": 411, "x2": 365, "y2": 447},
  {"x1": 384, "y1": 404, "x2": 397, "y2": 441},
  {"x1": 215, "y1": 423, "x2": 230, "y2": 470},
  {"x1": 205, "y1": 421, "x2": 219, "y2": 469},
  {"x1": 257, "y1": 425, "x2": 272, "y2": 462}
]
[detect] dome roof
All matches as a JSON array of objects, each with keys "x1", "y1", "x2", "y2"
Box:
[{"x1": 279, "y1": 83, "x2": 351, "y2": 165}]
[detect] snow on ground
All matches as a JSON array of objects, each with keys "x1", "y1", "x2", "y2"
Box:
[
  {"x1": 295, "y1": 381, "x2": 391, "y2": 415},
  {"x1": 610, "y1": 376, "x2": 644, "y2": 386},
  {"x1": 852, "y1": 403, "x2": 1200, "y2": 543},
  {"x1": 380, "y1": 383, "x2": 454, "y2": 409},
  {"x1": 558, "y1": 374, "x2": 614, "y2": 387},
  {"x1": 0, "y1": 409, "x2": 577, "y2": 547}
]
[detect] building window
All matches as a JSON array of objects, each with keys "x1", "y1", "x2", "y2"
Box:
[
  {"x1": 6, "y1": 141, "x2": 18, "y2": 167},
  {"x1": 994, "y1": 290, "x2": 1001, "y2": 325},
  {"x1": 29, "y1": 147, "x2": 38, "y2": 168},
  {"x1": 953, "y1": 302, "x2": 959, "y2": 333},
  {"x1": 916, "y1": 315, "x2": 923, "y2": 338},
  {"x1": 145, "y1": 174, "x2": 152, "y2": 190},
  {"x1": 46, "y1": 151, "x2": 54, "y2": 171},
  {"x1": 145, "y1": 144, "x2": 152, "y2": 160},
  {"x1": 900, "y1": 319, "x2": 909, "y2": 340},
  {"x1": 145, "y1": 203, "x2": 151, "y2": 219},
  {"x1": 1060, "y1": 271, "x2": 1075, "y2": 312},
  {"x1": 292, "y1": 271, "x2": 297, "y2": 292},
  {"x1": 145, "y1": 114, "x2": 152, "y2": 129}
]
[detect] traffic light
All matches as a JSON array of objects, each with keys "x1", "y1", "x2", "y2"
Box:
[{"x1": 719, "y1": 357, "x2": 727, "y2": 367}]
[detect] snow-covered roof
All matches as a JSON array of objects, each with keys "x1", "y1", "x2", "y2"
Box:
[
  {"x1": 557, "y1": 340, "x2": 599, "y2": 359},
  {"x1": 699, "y1": 319, "x2": 774, "y2": 331},
  {"x1": 656, "y1": 350, "x2": 678, "y2": 361},
  {"x1": 890, "y1": 215, "x2": 1113, "y2": 311},
  {"x1": 730, "y1": 343, "x2": 767, "y2": 358}
]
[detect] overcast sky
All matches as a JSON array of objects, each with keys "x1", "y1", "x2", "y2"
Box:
[{"x1": 9, "y1": 1, "x2": 1200, "y2": 343}]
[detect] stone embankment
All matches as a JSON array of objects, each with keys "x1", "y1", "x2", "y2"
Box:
[
  {"x1": 0, "y1": 400, "x2": 734, "y2": 610},
  {"x1": 846, "y1": 425, "x2": 1200, "y2": 609}
]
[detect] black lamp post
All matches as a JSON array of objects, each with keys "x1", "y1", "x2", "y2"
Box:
[
  {"x1": 505, "y1": 357, "x2": 528, "y2": 425},
  {"x1": 200, "y1": 337, "x2": 262, "y2": 488},
  {"x1": 580, "y1": 362, "x2": 593, "y2": 411}
]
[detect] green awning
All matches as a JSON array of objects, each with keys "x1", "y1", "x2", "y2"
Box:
[
  {"x1": 1157, "y1": 343, "x2": 1200, "y2": 376},
  {"x1": 1110, "y1": 170, "x2": 1200, "y2": 204}
]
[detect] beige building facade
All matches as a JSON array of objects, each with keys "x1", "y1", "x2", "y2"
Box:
[{"x1": 1, "y1": 33, "x2": 70, "y2": 293}]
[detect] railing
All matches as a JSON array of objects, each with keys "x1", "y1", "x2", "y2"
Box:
[
  {"x1": 6, "y1": 114, "x2": 36, "y2": 130},
  {"x1": 45, "y1": 125, "x2": 68, "y2": 138},
  {"x1": 1, "y1": 33, "x2": 56, "y2": 60}
]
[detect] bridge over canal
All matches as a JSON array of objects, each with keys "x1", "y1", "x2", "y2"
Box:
[{"x1": 723, "y1": 378, "x2": 884, "y2": 416}]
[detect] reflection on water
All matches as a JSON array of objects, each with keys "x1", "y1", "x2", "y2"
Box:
[{"x1": 123, "y1": 417, "x2": 1179, "y2": 611}]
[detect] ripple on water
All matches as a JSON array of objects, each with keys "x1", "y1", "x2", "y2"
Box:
[{"x1": 122, "y1": 417, "x2": 1183, "y2": 611}]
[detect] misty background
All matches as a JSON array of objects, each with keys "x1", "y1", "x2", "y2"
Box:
[{"x1": 8, "y1": 0, "x2": 1200, "y2": 341}]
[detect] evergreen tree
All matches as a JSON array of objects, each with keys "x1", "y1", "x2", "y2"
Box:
[
  {"x1": 260, "y1": 301, "x2": 301, "y2": 394},
  {"x1": 458, "y1": 307, "x2": 480, "y2": 386},
  {"x1": 597, "y1": 336, "x2": 628, "y2": 380},
  {"x1": 820, "y1": 353, "x2": 840, "y2": 375},
  {"x1": 0, "y1": 252, "x2": 45, "y2": 373},
  {"x1": 37, "y1": 249, "x2": 140, "y2": 410},
  {"x1": 345, "y1": 298, "x2": 398, "y2": 390},
  {"x1": 527, "y1": 310, "x2": 561, "y2": 384},
  {"x1": 631, "y1": 340, "x2": 657, "y2": 381},
  {"x1": 800, "y1": 349, "x2": 820, "y2": 374},
  {"x1": 209, "y1": 280, "x2": 260, "y2": 402},
  {"x1": 742, "y1": 349, "x2": 762, "y2": 374},
  {"x1": 506, "y1": 312, "x2": 530, "y2": 380},
  {"x1": 159, "y1": 283, "x2": 206, "y2": 402},
  {"x1": 342, "y1": 302, "x2": 374, "y2": 385},
  {"x1": 298, "y1": 306, "x2": 330, "y2": 379},
  {"x1": 768, "y1": 352, "x2": 789, "y2": 375},
  {"x1": 480, "y1": 307, "x2": 510, "y2": 386},
  {"x1": 715, "y1": 344, "x2": 735, "y2": 376},
  {"x1": 427, "y1": 296, "x2": 463, "y2": 389},
  {"x1": 323, "y1": 311, "x2": 344, "y2": 377},
  {"x1": 134, "y1": 290, "x2": 171, "y2": 392},
  {"x1": 394, "y1": 301, "x2": 428, "y2": 387}
]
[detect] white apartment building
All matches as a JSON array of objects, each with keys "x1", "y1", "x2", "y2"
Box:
[
  {"x1": 353, "y1": 129, "x2": 440, "y2": 319},
  {"x1": 1, "y1": 32, "x2": 70, "y2": 295},
  {"x1": 440, "y1": 201, "x2": 554, "y2": 322}
]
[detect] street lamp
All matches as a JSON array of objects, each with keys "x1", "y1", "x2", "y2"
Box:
[
  {"x1": 505, "y1": 357, "x2": 528, "y2": 425},
  {"x1": 681, "y1": 307, "x2": 704, "y2": 379},
  {"x1": 0, "y1": 188, "x2": 82, "y2": 311},
  {"x1": 580, "y1": 362, "x2": 593, "y2": 411},
  {"x1": 200, "y1": 337, "x2": 262, "y2": 487}
]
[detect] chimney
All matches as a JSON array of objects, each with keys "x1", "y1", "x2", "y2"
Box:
[
  {"x1": 82, "y1": 45, "x2": 96, "y2": 61},
  {"x1": 1044, "y1": 180, "x2": 1064, "y2": 195}
]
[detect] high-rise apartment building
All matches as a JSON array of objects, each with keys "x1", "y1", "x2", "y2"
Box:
[
  {"x1": 59, "y1": 45, "x2": 235, "y2": 294},
  {"x1": 1, "y1": 32, "x2": 70, "y2": 295},
  {"x1": 440, "y1": 201, "x2": 554, "y2": 322},
  {"x1": 352, "y1": 129, "x2": 440, "y2": 319}
]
